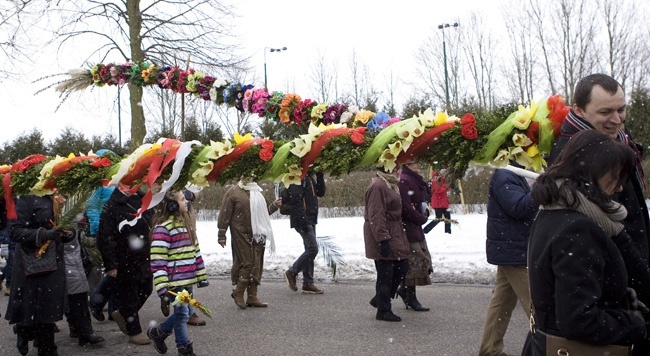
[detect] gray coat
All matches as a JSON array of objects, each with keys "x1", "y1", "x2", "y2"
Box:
[{"x1": 64, "y1": 235, "x2": 89, "y2": 295}]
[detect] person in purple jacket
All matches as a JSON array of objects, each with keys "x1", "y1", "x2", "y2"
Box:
[{"x1": 396, "y1": 162, "x2": 432, "y2": 312}]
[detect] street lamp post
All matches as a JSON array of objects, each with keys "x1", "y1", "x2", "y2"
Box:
[
  {"x1": 438, "y1": 22, "x2": 459, "y2": 111},
  {"x1": 264, "y1": 46, "x2": 288, "y2": 89}
]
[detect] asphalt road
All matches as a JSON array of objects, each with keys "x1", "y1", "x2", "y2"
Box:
[{"x1": 0, "y1": 278, "x2": 529, "y2": 355}]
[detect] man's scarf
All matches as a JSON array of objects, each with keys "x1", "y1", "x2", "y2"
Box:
[{"x1": 561, "y1": 109, "x2": 645, "y2": 190}]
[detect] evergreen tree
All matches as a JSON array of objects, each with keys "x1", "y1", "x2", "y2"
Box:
[
  {"x1": 49, "y1": 127, "x2": 92, "y2": 156},
  {"x1": 2, "y1": 129, "x2": 49, "y2": 163},
  {"x1": 627, "y1": 88, "x2": 650, "y2": 148}
]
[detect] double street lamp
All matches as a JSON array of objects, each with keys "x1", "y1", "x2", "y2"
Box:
[
  {"x1": 438, "y1": 22, "x2": 459, "y2": 110},
  {"x1": 264, "y1": 46, "x2": 288, "y2": 89}
]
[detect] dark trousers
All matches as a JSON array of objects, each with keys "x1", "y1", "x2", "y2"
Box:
[
  {"x1": 374, "y1": 259, "x2": 409, "y2": 312},
  {"x1": 434, "y1": 208, "x2": 452, "y2": 233},
  {"x1": 3, "y1": 245, "x2": 14, "y2": 287},
  {"x1": 65, "y1": 292, "x2": 94, "y2": 337},
  {"x1": 290, "y1": 225, "x2": 318, "y2": 285},
  {"x1": 89, "y1": 275, "x2": 117, "y2": 314},
  {"x1": 114, "y1": 276, "x2": 152, "y2": 335},
  {"x1": 15, "y1": 322, "x2": 57, "y2": 355}
]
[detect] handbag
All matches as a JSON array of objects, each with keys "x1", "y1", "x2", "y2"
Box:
[
  {"x1": 22, "y1": 230, "x2": 58, "y2": 277},
  {"x1": 540, "y1": 329, "x2": 631, "y2": 356},
  {"x1": 529, "y1": 304, "x2": 631, "y2": 356}
]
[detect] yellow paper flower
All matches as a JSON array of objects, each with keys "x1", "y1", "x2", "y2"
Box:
[
  {"x1": 234, "y1": 132, "x2": 253, "y2": 145},
  {"x1": 434, "y1": 111, "x2": 449, "y2": 126},
  {"x1": 378, "y1": 149, "x2": 398, "y2": 172},
  {"x1": 417, "y1": 108, "x2": 436, "y2": 127},
  {"x1": 190, "y1": 161, "x2": 213, "y2": 188},
  {"x1": 512, "y1": 133, "x2": 533, "y2": 147},
  {"x1": 205, "y1": 139, "x2": 234, "y2": 159},
  {"x1": 526, "y1": 145, "x2": 546, "y2": 172},
  {"x1": 388, "y1": 141, "x2": 404, "y2": 156},
  {"x1": 290, "y1": 135, "x2": 313, "y2": 158},
  {"x1": 492, "y1": 149, "x2": 511, "y2": 167},
  {"x1": 354, "y1": 110, "x2": 375, "y2": 125},
  {"x1": 277, "y1": 165, "x2": 303, "y2": 186},
  {"x1": 509, "y1": 146, "x2": 533, "y2": 168},
  {"x1": 512, "y1": 100, "x2": 538, "y2": 130}
]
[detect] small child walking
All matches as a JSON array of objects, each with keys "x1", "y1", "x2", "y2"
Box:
[{"x1": 147, "y1": 190, "x2": 208, "y2": 356}]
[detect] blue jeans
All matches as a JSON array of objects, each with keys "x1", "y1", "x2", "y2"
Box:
[
  {"x1": 160, "y1": 288, "x2": 192, "y2": 347},
  {"x1": 289, "y1": 225, "x2": 318, "y2": 285},
  {"x1": 90, "y1": 275, "x2": 117, "y2": 315}
]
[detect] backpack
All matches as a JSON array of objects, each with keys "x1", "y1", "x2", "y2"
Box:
[{"x1": 279, "y1": 189, "x2": 291, "y2": 215}]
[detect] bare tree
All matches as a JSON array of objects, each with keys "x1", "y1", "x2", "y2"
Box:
[
  {"x1": 0, "y1": 1, "x2": 46, "y2": 81},
  {"x1": 501, "y1": 0, "x2": 537, "y2": 103},
  {"x1": 44, "y1": 0, "x2": 249, "y2": 148},
  {"x1": 461, "y1": 13, "x2": 497, "y2": 110},
  {"x1": 308, "y1": 50, "x2": 337, "y2": 103},
  {"x1": 347, "y1": 50, "x2": 378, "y2": 108}
]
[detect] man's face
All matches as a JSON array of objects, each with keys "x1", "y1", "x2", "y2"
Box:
[{"x1": 574, "y1": 85, "x2": 626, "y2": 138}]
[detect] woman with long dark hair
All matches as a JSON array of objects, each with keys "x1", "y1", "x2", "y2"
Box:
[{"x1": 524, "y1": 129, "x2": 647, "y2": 355}]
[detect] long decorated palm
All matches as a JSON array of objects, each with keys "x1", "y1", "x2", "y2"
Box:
[{"x1": 3, "y1": 61, "x2": 569, "y2": 222}]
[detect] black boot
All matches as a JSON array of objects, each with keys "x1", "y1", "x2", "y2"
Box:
[
  {"x1": 16, "y1": 334, "x2": 28, "y2": 355},
  {"x1": 404, "y1": 286, "x2": 430, "y2": 311},
  {"x1": 178, "y1": 342, "x2": 197, "y2": 356},
  {"x1": 376, "y1": 310, "x2": 402, "y2": 322},
  {"x1": 396, "y1": 285, "x2": 407, "y2": 306},
  {"x1": 79, "y1": 333, "x2": 105, "y2": 346}
]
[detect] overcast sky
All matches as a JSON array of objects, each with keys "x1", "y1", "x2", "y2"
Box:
[{"x1": 1, "y1": 0, "x2": 502, "y2": 146}]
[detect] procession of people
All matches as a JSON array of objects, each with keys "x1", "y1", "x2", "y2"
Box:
[{"x1": 1, "y1": 72, "x2": 650, "y2": 356}]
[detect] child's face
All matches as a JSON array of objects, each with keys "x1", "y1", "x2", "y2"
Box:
[{"x1": 174, "y1": 191, "x2": 189, "y2": 213}]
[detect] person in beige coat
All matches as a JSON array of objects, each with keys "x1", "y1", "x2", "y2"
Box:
[
  {"x1": 217, "y1": 178, "x2": 280, "y2": 309},
  {"x1": 364, "y1": 167, "x2": 411, "y2": 322}
]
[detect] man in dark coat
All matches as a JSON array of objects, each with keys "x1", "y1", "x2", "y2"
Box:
[
  {"x1": 97, "y1": 188, "x2": 153, "y2": 345},
  {"x1": 548, "y1": 73, "x2": 650, "y2": 355},
  {"x1": 479, "y1": 167, "x2": 537, "y2": 356},
  {"x1": 283, "y1": 171, "x2": 326, "y2": 294},
  {"x1": 5, "y1": 195, "x2": 76, "y2": 356}
]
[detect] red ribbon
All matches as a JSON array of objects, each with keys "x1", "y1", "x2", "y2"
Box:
[
  {"x1": 206, "y1": 139, "x2": 265, "y2": 182},
  {"x1": 300, "y1": 128, "x2": 353, "y2": 178},
  {"x1": 396, "y1": 122, "x2": 455, "y2": 164}
]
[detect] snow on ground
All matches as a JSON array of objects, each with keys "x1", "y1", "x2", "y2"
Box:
[{"x1": 196, "y1": 208, "x2": 496, "y2": 285}]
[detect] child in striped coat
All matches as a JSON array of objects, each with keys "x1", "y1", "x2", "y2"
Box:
[{"x1": 147, "y1": 190, "x2": 207, "y2": 356}]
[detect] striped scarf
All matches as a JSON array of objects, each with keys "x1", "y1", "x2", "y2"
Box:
[{"x1": 561, "y1": 109, "x2": 645, "y2": 190}]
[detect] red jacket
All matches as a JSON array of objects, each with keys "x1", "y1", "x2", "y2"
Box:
[{"x1": 430, "y1": 178, "x2": 450, "y2": 209}]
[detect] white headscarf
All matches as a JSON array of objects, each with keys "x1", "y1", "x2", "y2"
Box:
[{"x1": 240, "y1": 181, "x2": 276, "y2": 253}]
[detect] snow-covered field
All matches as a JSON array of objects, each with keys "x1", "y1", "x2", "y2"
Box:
[{"x1": 197, "y1": 207, "x2": 496, "y2": 285}]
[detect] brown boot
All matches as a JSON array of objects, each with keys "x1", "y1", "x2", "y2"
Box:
[
  {"x1": 246, "y1": 283, "x2": 268, "y2": 307},
  {"x1": 230, "y1": 279, "x2": 248, "y2": 309}
]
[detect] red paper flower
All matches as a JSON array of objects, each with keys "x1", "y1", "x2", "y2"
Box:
[
  {"x1": 461, "y1": 125, "x2": 478, "y2": 140},
  {"x1": 91, "y1": 157, "x2": 113, "y2": 168},
  {"x1": 461, "y1": 113, "x2": 476, "y2": 126},
  {"x1": 261, "y1": 140, "x2": 275, "y2": 150},
  {"x1": 259, "y1": 149, "x2": 274, "y2": 162},
  {"x1": 526, "y1": 121, "x2": 540, "y2": 145},
  {"x1": 351, "y1": 131, "x2": 365, "y2": 145}
]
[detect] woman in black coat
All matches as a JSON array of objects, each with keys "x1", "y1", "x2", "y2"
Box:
[
  {"x1": 97, "y1": 188, "x2": 153, "y2": 345},
  {"x1": 5, "y1": 195, "x2": 76, "y2": 356},
  {"x1": 524, "y1": 130, "x2": 647, "y2": 355}
]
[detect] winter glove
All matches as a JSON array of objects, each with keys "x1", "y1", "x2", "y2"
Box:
[
  {"x1": 160, "y1": 295, "x2": 171, "y2": 317},
  {"x1": 218, "y1": 233, "x2": 227, "y2": 248},
  {"x1": 197, "y1": 280, "x2": 209, "y2": 288},
  {"x1": 626, "y1": 287, "x2": 650, "y2": 313},
  {"x1": 41, "y1": 228, "x2": 62, "y2": 243},
  {"x1": 61, "y1": 228, "x2": 77, "y2": 243},
  {"x1": 379, "y1": 240, "x2": 391, "y2": 257}
]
